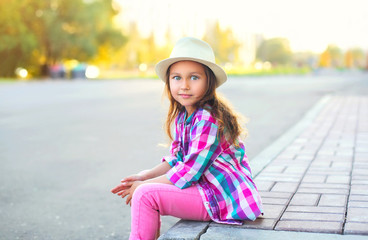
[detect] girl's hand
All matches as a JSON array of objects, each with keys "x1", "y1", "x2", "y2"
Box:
[
  {"x1": 111, "y1": 180, "x2": 143, "y2": 205},
  {"x1": 110, "y1": 173, "x2": 147, "y2": 196},
  {"x1": 124, "y1": 181, "x2": 143, "y2": 205}
]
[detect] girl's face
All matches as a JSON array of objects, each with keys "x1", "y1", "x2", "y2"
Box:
[{"x1": 169, "y1": 61, "x2": 207, "y2": 116}]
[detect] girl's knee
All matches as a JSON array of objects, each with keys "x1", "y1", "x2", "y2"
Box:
[
  {"x1": 132, "y1": 183, "x2": 149, "y2": 202},
  {"x1": 132, "y1": 183, "x2": 164, "y2": 209},
  {"x1": 132, "y1": 183, "x2": 157, "y2": 204}
]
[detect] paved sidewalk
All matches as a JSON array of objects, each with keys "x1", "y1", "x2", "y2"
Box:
[{"x1": 159, "y1": 95, "x2": 368, "y2": 239}]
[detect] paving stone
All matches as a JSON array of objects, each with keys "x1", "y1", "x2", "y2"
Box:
[
  {"x1": 302, "y1": 175, "x2": 327, "y2": 183},
  {"x1": 347, "y1": 207, "x2": 368, "y2": 222},
  {"x1": 285, "y1": 145, "x2": 303, "y2": 151},
  {"x1": 317, "y1": 150, "x2": 335, "y2": 156},
  {"x1": 326, "y1": 175, "x2": 351, "y2": 184},
  {"x1": 300, "y1": 183, "x2": 349, "y2": 189},
  {"x1": 285, "y1": 206, "x2": 345, "y2": 214},
  {"x1": 276, "y1": 152, "x2": 296, "y2": 159},
  {"x1": 352, "y1": 169, "x2": 368, "y2": 175},
  {"x1": 344, "y1": 222, "x2": 368, "y2": 235},
  {"x1": 335, "y1": 151, "x2": 354, "y2": 157},
  {"x1": 353, "y1": 163, "x2": 368, "y2": 169},
  {"x1": 355, "y1": 154, "x2": 368, "y2": 161},
  {"x1": 289, "y1": 193, "x2": 320, "y2": 206},
  {"x1": 315, "y1": 155, "x2": 353, "y2": 162},
  {"x1": 280, "y1": 212, "x2": 345, "y2": 222},
  {"x1": 297, "y1": 187, "x2": 349, "y2": 195},
  {"x1": 349, "y1": 195, "x2": 368, "y2": 201},
  {"x1": 254, "y1": 175, "x2": 279, "y2": 182},
  {"x1": 262, "y1": 204, "x2": 285, "y2": 219},
  {"x1": 271, "y1": 182, "x2": 299, "y2": 192},
  {"x1": 348, "y1": 201, "x2": 368, "y2": 208},
  {"x1": 331, "y1": 161, "x2": 352, "y2": 169},
  {"x1": 294, "y1": 138, "x2": 309, "y2": 144},
  {"x1": 262, "y1": 165, "x2": 287, "y2": 173},
  {"x1": 240, "y1": 218, "x2": 277, "y2": 230},
  {"x1": 255, "y1": 173, "x2": 302, "y2": 182},
  {"x1": 308, "y1": 168, "x2": 351, "y2": 174},
  {"x1": 350, "y1": 184, "x2": 368, "y2": 195},
  {"x1": 352, "y1": 175, "x2": 368, "y2": 180},
  {"x1": 210, "y1": 219, "x2": 277, "y2": 230},
  {"x1": 318, "y1": 194, "x2": 347, "y2": 207},
  {"x1": 273, "y1": 160, "x2": 310, "y2": 166},
  {"x1": 273, "y1": 156, "x2": 295, "y2": 161},
  {"x1": 311, "y1": 161, "x2": 332, "y2": 167},
  {"x1": 262, "y1": 197, "x2": 289, "y2": 205},
  {"x1": 351, "y1": 179, "x2": 368, "y2": 185},
  {"x1": 294, "y1": 154, "x2": 315, "y2": 160},
  {"x1": 356, "y1": 147, "x2": 368, "y2": 153},
  {"x1": 275, "y1": 220, "x2": 343, "y2": 234},
  {"x1": 283, "y1": 166, "x2": 308, "y2": 174},
  {"x1": 259, "y1": 191, "x2": 292, "y2": 199},
  {"x1": 254, "y1": 181, "x2": 275, "y2": 191},
  {"x1": 319, "y1": 146, "x2": 338, "y2": 152}
]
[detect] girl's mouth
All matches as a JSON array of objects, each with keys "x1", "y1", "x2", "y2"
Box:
[{"x1": 179, "y1": 94, "x2": 192, "y2": 99}]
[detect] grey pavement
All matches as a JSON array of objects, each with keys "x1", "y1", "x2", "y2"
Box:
[
  {"x1": 159, "y1": 74, "x2": 368, "y2": 239},
  {"x1": 0, "y1": 71, "x2": 367, "y2": 239}
]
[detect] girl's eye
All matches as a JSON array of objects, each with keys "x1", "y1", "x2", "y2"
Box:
[
  {"x1": 173, "y1": 76, "x2": 181, "y2": 80},
  {"x1": 191, "y1": 75, "x2": 199, "y2": 80}
]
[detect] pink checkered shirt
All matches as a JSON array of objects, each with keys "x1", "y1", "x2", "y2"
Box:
[{"x1": 162, "y1": 106, "x2": 263, "y2": 225}]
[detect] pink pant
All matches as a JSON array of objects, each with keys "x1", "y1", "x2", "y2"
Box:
[{"x1": 130, "y1": 183, "x2": 211, "y2": 240}]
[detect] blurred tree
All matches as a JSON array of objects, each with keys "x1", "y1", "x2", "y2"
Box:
[
  {"x1": 115, "y1": 22, "x2": 141, "y2": 69},
  {"x1": 347, "y1": 48, "x2": 365, "y2": 68},
  {"x1": 319, "y1": 50, "x2": 331, "y2": 67},
  {"x1": 320, "y1": 45, "x2": 343, "y2": 68},
  {"x1": 345, "y1": 50, "x2": 353, "y2": 68},
  {"x1": 203, "y1": 21, "x2": 241, "y2": 65},
  {"x1": 256, "y1": 38, "x2": 292, "y2": 65},
  {"x1": 0, "y1": 0, "x2": 126, "y2": 77},
  {"x1": 0, "y1": 0, "x2": 37, "y2": 76},
  {"x1": 114, "y1": 23, "x2": 173, "y2": 71}
]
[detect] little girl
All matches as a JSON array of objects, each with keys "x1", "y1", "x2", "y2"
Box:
[{"x1": 111, "y1": 37, "x2": 263, "y2": 240}]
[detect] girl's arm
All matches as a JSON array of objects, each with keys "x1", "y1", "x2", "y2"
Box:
[
  {"x1": 112, "y1": 163, "x2": 173, "y2": 205},
  {"x1": 138, "y1": 161, "x2": 172, "y2": 181},
  {"x1": 111, "y1": 161, "x2": 171, "y2": 195}
]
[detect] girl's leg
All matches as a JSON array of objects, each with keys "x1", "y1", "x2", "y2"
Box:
[{"x1": 129, "y1": 183, "x2": 210, "y2": 240}]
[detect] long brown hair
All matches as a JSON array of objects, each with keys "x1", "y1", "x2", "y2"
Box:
[{"x1": 164, "y1": 62, "x2": 247, "y2": 146}]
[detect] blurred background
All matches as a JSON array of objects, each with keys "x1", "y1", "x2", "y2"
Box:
[
  {"x1": 1, "y1": 1, "x2": 368, "y2": 239},
  {"x1": 1, "y1": 0, "x2": 367, "y2": 80}
]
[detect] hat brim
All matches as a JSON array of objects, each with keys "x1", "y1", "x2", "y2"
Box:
[{"x1": 155, "y1": 57, "x2": 227, "y2": 87}]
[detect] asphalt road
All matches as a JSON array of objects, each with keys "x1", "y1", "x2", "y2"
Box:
[{"x1": 0, "y1": 71, "x2": 367, "y2": 239}]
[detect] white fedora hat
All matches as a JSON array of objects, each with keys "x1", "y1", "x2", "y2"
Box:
[{"x1": 155, "y1": 37, "x2": 227, "y2": 87}]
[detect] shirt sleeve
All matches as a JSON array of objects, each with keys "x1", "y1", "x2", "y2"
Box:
[
  {"x1": 162, "y1": 118, "x2": 181, "y2": 167},
  {"x1": 166, "y1": 119, "x2": 222, "y2": 189}
]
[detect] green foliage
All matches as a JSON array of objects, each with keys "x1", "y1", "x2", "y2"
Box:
[
  {"x1": 256, "y1": 38, "x2": 292, "y2": 65},
  {"x1": 0, "y1": 0, "x2": 126, "y2": 77},
  {"x1": 0, "y1": 1, "x2": 37, "y2": 76}
]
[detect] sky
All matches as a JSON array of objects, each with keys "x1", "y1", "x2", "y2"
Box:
[{"x1": 113, "y1": 0, "x2": 368, "y2": 53}]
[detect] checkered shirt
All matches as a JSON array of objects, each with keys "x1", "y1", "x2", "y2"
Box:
[{"x1": 163, "y1": 106, "x2": 263, "y2": 225}]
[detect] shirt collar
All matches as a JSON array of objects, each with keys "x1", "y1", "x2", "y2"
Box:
[{"x1": 177, "y1": 108, "x2": 197, "y2": 125}]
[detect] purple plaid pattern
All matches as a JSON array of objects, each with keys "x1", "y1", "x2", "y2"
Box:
[{"x1": 163, "y1": 107, "x2": 263, "y2": 225}]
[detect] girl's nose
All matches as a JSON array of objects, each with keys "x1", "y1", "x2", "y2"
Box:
[{"x1": 181, "y1": 79, "x2": 190, "y2": 89}]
